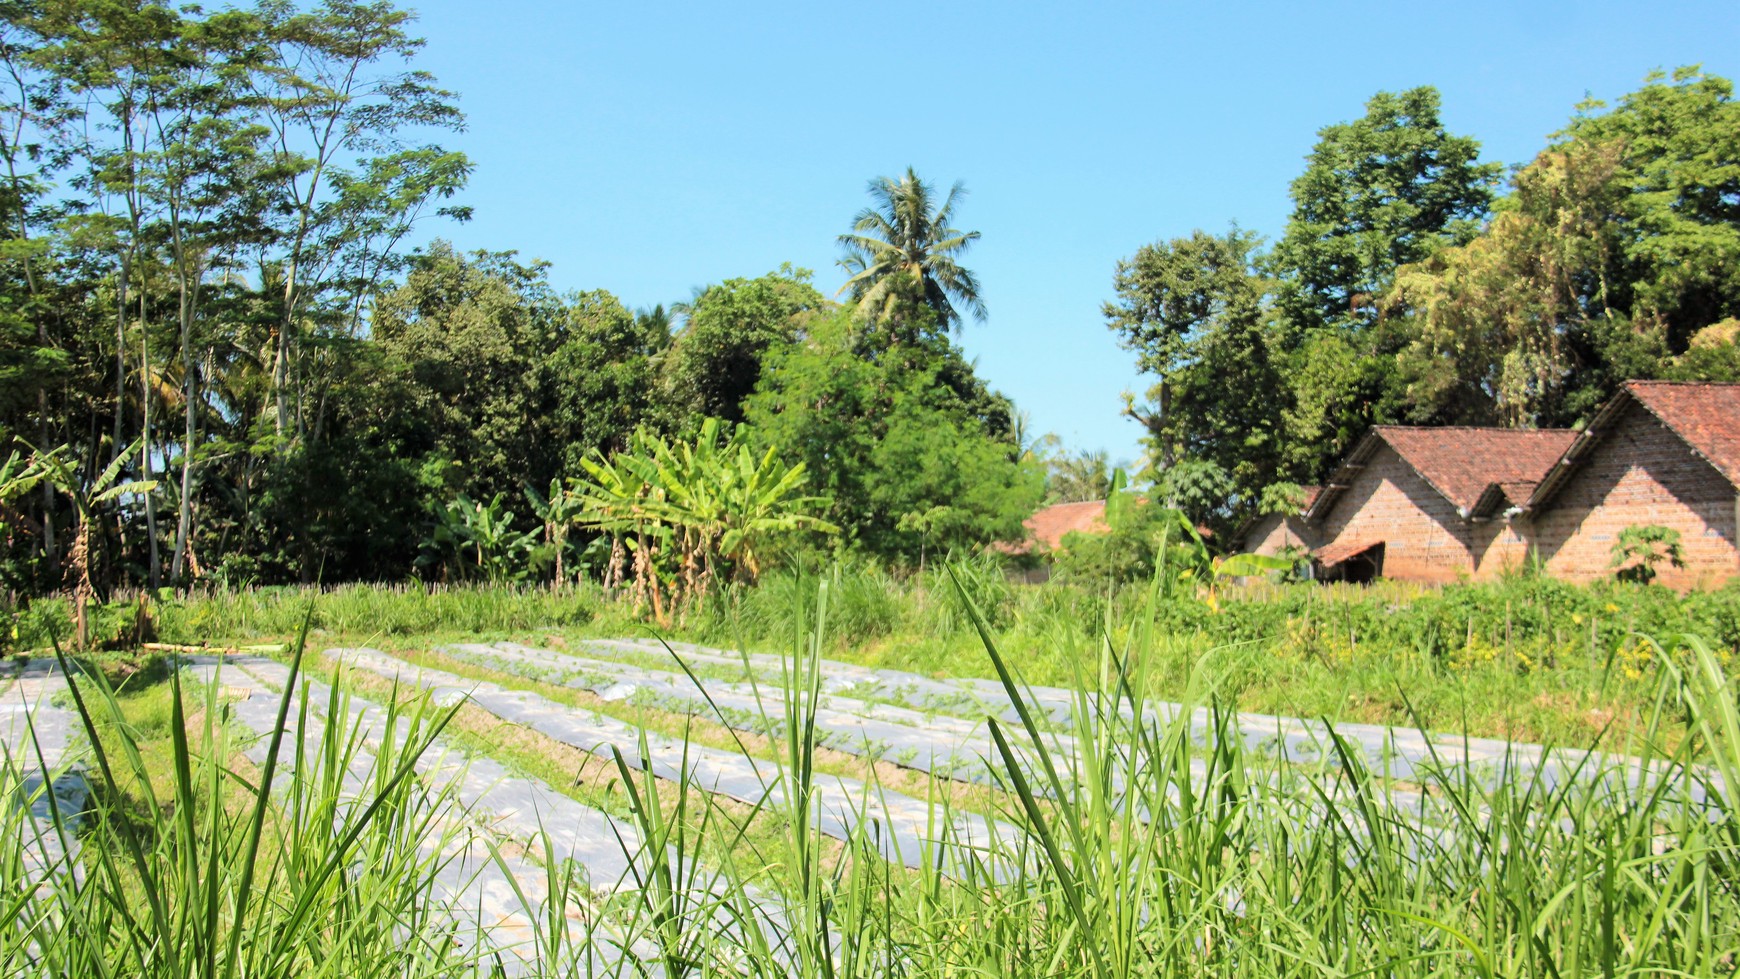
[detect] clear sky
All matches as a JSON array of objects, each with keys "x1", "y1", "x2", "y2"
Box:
[{"x1": 397, "y1": 0, "x2": 1740, "y2": 466}]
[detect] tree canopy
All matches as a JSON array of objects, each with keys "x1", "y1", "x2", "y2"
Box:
[
  {"x1": 837, "y1": 168, "x2": 986, "y2": 338},
  {"x1": 1108, "y1": 72, "x2": 1740, "y2": 537}
]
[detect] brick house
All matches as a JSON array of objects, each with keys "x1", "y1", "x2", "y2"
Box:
[
  {"x1": 1518, "y1": 381, "x2": 1740, "y2": 588},
  {"x1": 1258, "y1": 381, "x2": 1740, "y2": 586},
  {"x1": 1240, "y1": 486, "x2": 1322, "y2": 558},
  {"x1": 1296, "y1": 427, "x2": 1577, "y2": 583}
]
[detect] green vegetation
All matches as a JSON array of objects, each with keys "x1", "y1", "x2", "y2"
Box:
[
  {"x1": 0, "y1": 2, "x2": 1031, "y2": 593},
  {"x1": 2, "y1": 5, "x2": 1738, "y2": 969},
  {"x1": 4, "y1": 0, "x2": 1737, "y2": 592},
  {"x1": 1610, "y1": 524, "x2": 1689, "y2": 585},
  {"x1": 8, "y1": 564, "x2": 1733, "y2": 750},
  {"x1": 6, "y1": 583, "x2": 1739, "y2": 975},
  {"x1": 1111, "y1": 71, "x2": 1740, "y2": 536},
  {"x1": 570, "y1": 419, "x2": 836, "y2": 620}
]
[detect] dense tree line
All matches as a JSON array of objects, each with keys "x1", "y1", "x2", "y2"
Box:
[
  {"x1": 1109, "y1": 70, "x2": 1740, "y2": 537},
  {"x1": 0, "y1": 0, "x2": 1040, "y2": 599},
  {"x1": 8, "y1": 1, "x2": 1729, "y2": 600}
]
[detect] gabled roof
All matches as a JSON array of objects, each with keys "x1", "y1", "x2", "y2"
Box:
[
  {"x1": 1307, "y1": 426, "x2": 1577, "y2": 522},
  {"x1": 1233, "y1": 486, "x2": 1320, "y2": 550},
  {"x1": 1528, "y1": 381, "x2": 1740, "y2": 509}
]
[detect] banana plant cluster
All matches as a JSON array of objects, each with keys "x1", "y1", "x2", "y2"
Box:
[
  {"x1": 416, "y1": 493, "x2": 541, "y2": 584},
  {"x1": 572, "y1": 419, "x2": 837, "y2": 624}
]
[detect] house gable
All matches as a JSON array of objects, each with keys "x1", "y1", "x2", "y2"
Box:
[
  {"x1": 1305, "y1": 428, "x2": 1574, "y2": 583},
  {"x1": 1527, "y1": 393, "x2": 1739, "y2": 586},
  {"x1": 1312, "y1": 442, "x2": 1487, "y2": 583},
  {"x1": 1243, "y1": 512, "x2": 1319, "y2": 557},
  {"x1": 1308, "y1": 427, "x2": 1576, "y2": 523}
]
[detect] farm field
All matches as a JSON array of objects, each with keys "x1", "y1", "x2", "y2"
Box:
[
  {"x1": 3, "y1": 4, "x2": 1739, "y2": 974},
  {"x1": 3, "y1": 577, "x2": 1738, "y2": 976}
]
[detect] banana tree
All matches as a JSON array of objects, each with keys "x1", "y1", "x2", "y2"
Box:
[
  {"x1": 572, "y1": 420, "x2": 836, "y2": 623},
  {"x1": 525, "y1": 478, "x2": 586, "y2": 584},
  {"x1": 0, "y1": 449, "x2": 45, "y2": 530},
  {"x1": 573, "y1": 445, "x2": 672, "y2": 620},
  {"x1": 31, "y1": 441, "x2": 158, "y2": 649},
  {"x1": 717, "y1": 442, "x2": 836, "y2": 584},
  {"x1": 0, "y1": 449, "x2": 47, "y2": 594},
  {"x1": 419, "y1": 493, "x2": 538, "y2": 583}
]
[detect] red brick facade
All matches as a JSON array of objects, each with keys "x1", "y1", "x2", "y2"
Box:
[
  {"x1": 1311, "y1": 443, "x2": 1497, "y2": 583},
  {"x1": 1259, "y1": 382, "x2": 1740, "y2": 588},
  {"x1": 1243, "y1": 512, "x2": 1319, "y2": 557},
  {"x1": 1524, "y1": 400, "x2": 1740, "y2": 587}
]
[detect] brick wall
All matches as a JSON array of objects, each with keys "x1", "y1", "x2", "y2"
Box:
[
  {"x1": 1475, "y1": 520, "x2": 1535, "y2": 577},
  {"x1": 1528, "y1": 403, "x2": 1740, "y2": 587},
  {"x1": 1243, "y1": 513, "x2": 1319, "y2": 556},
  {"x1": 1316, "y1": 444, "x2": 1485, "y2": 583}
]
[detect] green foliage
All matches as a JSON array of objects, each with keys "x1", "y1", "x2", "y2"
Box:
[
  {"x1": 661, "y1": 265, "x2": 828, "y2": 426},
  {"x1": 1610, "y1": 523, "x2": 1687, "y2": 584},
  {"x1": 417, "y1": 492, "x2": 539, "y2": 584},
  {"x1": 1036, "y1": 444, "x2": 1111, "y2": 504},
  {"x1": 1107, "y1": 70, "x2": 1740, "y2": 501},
  {"x1": 1051, "y1": 485, "x2": 1210, "y2": 591},
  {"x1": 546, "y1": 291, "x2": 670, "y2": 472},
  {"x1": 837, "y1": 167, "x2": 985, "y2": 337},
  {"x1": 9, "y1": 573, "x2": 1740, "y2": 977},
  {"x1": 1384, "y1": 68, "x2": 1740, "y2": 428},
  {"x1": 1556, "y1": 67, "x2": 1740, "y2": 349},
  {"x1": 373, "y1": 244, "x2": 569, "y2": 503},
  {"x1": 1106, "y1": 228, "x2": 1289, "y2": 531},
  {"x1": 1273, "y1": 85, "x2": 1502, "y2": 332},
  {"x1": 745, "y1": 309, "x2": 1042, "y2": 563},
  {"x1": 572, "y1": 418, "x2": 837, "y2": 622}
]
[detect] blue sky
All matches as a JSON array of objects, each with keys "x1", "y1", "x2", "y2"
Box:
[{"x1": 399, "y1": 0, "x2": 1740, "y2": 466}]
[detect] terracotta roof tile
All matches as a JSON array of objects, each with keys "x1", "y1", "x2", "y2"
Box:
[
  {"x1": 1314, "y1": 537, "x2": 1383, "y2": 567},
  {"x1": 1372, "y1": 427, "x2": 1578, "y2": 513},
  {"x1": 1624, "y1": 381, "x2": 1740, "y2": 486},
  {"x1": 1529, "y1": 381, "x2": 1740, "y2": 508},
  {"x1": 1017, "y1": 500, "x2": 1109, "y2": 553}
]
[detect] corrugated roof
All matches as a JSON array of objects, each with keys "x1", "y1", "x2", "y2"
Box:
[{"x1": 1307, "y1": 427, "x2": 1576, "y2": 521}]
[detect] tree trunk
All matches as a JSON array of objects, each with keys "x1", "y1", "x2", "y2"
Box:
[
  {"x1": 140, "y1": 286, "x2": 160, "y2": 588},
  {"x1": 171, "y1": 273, "x2": 199, "y2": 584},
  {"x1": 113, "y1": 254, "x2": 128, "y2": 455}
]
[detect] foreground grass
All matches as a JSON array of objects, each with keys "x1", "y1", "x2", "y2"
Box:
[
  {"x1": 17, "y1": 563, "x2": 1730, "y2": 749},
  {"x1": 4, "y1": 580, "x2": 1738, "y2": 977}
]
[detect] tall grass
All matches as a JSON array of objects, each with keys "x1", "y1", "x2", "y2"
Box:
[
  {"x1": 0, "y1": 625, "x2": 533, "y2": 977},
  {"x1": 2, "y1": 577, "x2": 1736, "y2": 976}
]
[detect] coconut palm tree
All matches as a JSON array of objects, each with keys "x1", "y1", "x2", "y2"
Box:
[{"x1": 837, "y1": 168, "x2": 986, "y2": 334}]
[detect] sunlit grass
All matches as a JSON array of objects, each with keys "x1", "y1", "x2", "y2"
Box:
[{"x1": 3, "y1": 571, "x2": 1737, "y2": 976}]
